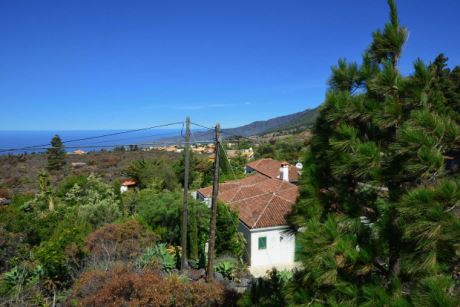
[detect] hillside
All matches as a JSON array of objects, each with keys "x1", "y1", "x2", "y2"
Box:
[
  {"x1": 224, "y1": 107, "x2": 319, "y2": 136},
  {"x1": 165, "y1": 107, "x2": 319, "y2": 142}
]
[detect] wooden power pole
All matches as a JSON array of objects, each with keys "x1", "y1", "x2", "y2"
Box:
[
  {"x1": 181, "y1": 116, "x2": 191, "y2": 270},
  {"x1": 207, "y1": 123, "x2": 221, "y2": 282}
]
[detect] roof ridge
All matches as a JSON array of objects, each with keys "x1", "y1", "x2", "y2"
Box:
[
  {"x1": 227, "y1": 190, "x2": 273, "y2": 204},
  {"x1": 274, "y1": 193, "x2": 296, "y2": 204},
  {"x1": 229, "y1": 185, "x2": 243, "y2": 202},
  {"x1": 252, "y1": 192, "x2": 277, "y2": 228}
]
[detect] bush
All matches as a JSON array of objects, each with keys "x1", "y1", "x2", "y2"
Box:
[
  {"x1": 136, "y1": 190, "x2": 210, "y2": 246},
  {"x1": 238, "y1": 269, "x2": 288, "y2": 307},
  {"x1": 0, "y1": 188, "x2": 10, "y2": 199},
  {"x1": 33, "y1": 225, "x2": 88, "y2": 284},
  {"x1": 214, "y1": 261, "x2": 236, "y2": 280},
  {"x1": 85, "y1": 220, "x2": 157, "y2": 265},
  {"x1": 216, "y1": 203, "x2": 245, "y2": 259},
  {"x1": 0, "y1": 226, "x2": 30, "y2": 274},
  {"x1": 69, "y1": 265, "x2": 224, "y2": 306},
  {"x1": 124, "y1": 159, "x2": 179, "y2": 190},
  {"x1": 64, "y1": 174, "x2": 122, "y2": 228},
  {"x1": 55, "y1": 175, "x2": 89, "y2": 197},
  {"x1": 136, "y1": 243, "x2": 176, "y2": 272}
]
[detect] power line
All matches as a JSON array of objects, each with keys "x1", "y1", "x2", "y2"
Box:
[
  {"x1": 71, "y1": 130, "x2": 184, "y2": 146},
  {"x1": 0, "y1": 122, "x2": 184, "y2": 153},
  {"x1": 191, "y1": 121, "x2": 260, "y2": 143},
  {"x1": 190, "y1": 122, "x2": 214, "y2": 131},
  {"x1": 0, "y1": 140, "x2": 218, "y2": 153}
]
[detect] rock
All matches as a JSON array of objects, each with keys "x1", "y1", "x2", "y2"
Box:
[
  {"x1": 214, "y1": 272, "x2": 224, "y2": 282},
  {"x1": 238, "y1": 278, "x2": 251, "y2": 288},
  {"x1": 186, "y1": 268, "x2": 206, "y2": 281}
]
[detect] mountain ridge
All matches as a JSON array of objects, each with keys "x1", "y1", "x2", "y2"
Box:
[{"x1": 167, "y1": 107, "x2": 319, "y2": 142}]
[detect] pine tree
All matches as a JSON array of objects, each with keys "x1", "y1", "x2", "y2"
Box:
[
  {"x1": 47, "y1": 134, "x2": 66, "y2": 171},
  {"x1": 288, "y1": 1, "x2": 460, "y2": 305}
]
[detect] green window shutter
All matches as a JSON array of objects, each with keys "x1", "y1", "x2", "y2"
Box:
[{"x1": 258, "y1": 236, "x2": 267, "y2": 250}]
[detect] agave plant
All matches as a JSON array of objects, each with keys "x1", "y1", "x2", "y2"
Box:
[
  {"x1": 137, "y1": 243, "x2": 176, "y2": 272},
  {"x1": 214, "y1": 260, "x2": 236, "y2": 280}
]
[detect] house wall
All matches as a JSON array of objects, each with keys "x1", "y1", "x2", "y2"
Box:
[
  {"x1": 249, "y1": 225, "x2": 295, "y2": 268},
  {"x1": 196, "y1": 191, "x2": 211, "y2": 208},
  {"x1": 238, "y1": 222, "x2": 252, "y2": 264}
]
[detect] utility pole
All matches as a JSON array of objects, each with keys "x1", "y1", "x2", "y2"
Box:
[
  {"x1": 207, "y1": 123, "x2": 221, "y2": 282},
  {"x1": 181, "y1": 116, "x2": 191, "y2": 270}
]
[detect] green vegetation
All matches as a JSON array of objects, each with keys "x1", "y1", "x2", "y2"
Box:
[
  {"x1": 287, "y1": 1, "x2": 460, "y2": 305},
  {"x1": 2, "y1": 1, "x2": 459, "y2": 306},
  {"x1": 0, "y1": 149, "x2": 245, "y2": 304},
  {"x1": 255, "y1": 138, "x2": 306, "y2": 163},
  {"x1": 46, "y1": 134, "x2": 66, "y2": 171}
]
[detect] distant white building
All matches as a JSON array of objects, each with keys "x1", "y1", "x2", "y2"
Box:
[
  {"x1": 196, "y1": 158, "x2": 299, "y2": 276},
  {"x1": 120, "y1": 179, "x2": 137, "y2": 193}
]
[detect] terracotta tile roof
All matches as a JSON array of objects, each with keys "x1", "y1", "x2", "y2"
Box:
[
  {"x1": 246, "y1": 158, "x2": 300, "y2": 182},
  {"x1": 197, "y1": 173, "x2": 299, "y2": 229},
  {"x1": 122, "y1": 179, "x2": 137, "y2": 186}
]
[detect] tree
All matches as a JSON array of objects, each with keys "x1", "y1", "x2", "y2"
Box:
[
  {"x1": 46, "y1": 135, "x2": 66, "y2": 171},
  {"x1": 135, "y1": 190, "x2": 210, "y2": 247},
  {"x1": 215, "y1": 203, "x2": 245, "y2": 259},
  {"x1": 125, "y1": 159, "x2": 178, "y2": 190},
  {"x1": 289, "y1": 1, "x2": 460, "y2": 305},
  {"x1": 38, "y1": 171, "x2": 54, "y2": 211}
]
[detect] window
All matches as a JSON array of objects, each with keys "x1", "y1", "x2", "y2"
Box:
[{"x1": 258, "y1": 236, "x2": 267, "y2": 250}]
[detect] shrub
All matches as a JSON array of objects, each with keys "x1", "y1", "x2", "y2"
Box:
[
  {"x1": 33, "y1": 225, "x2": 88, "y2": 284},
  {"x1": 238, "y1": 269, "x2": 288, "y2": 307},
  {"x1": 69, "y1": 265, "x2": 224, "y2": 306},
  {"x1": 136, "y1": 243, "x2": 176, "y2": 272},
  {"x1": 0, "y1": 188, "x2": 10, "y2": 199},
  {"x1": 124, "y1": 159, "x2": 179, "y2": 190},
  {"x1": 64, "y1": 174, "x2": 122, "y2": 228},
  {"x1": 214, "y1": 260, "x2": 236, "y2": 280},
  {"x1": 85, "y1": 220, "x2": 157, "y2": 265},
  {"x1": 136, "y1": 190, "x2": 210, "y2": 246},
  {"x1": 216, "y1": 203, "x2": 245, "y2": 259},
  {"x1": 55, "y1": 175, "x2": 89, "y2": 197},
  {"x1": 0, "y1": 226, "x2": 30, "y2": 273}
]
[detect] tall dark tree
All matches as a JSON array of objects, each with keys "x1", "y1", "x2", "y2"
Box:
[
  {"x1": 288, "y1": 1, "x2": 460, "y2": 305},
  {"x1": 47, "y1": 134, "x2": 66, "y2": 171}
]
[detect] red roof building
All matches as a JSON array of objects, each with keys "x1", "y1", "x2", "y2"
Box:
[
  {"x1": 245, "y1": 158, "x2": 300, "y2": 183},
  {"x1": 196, "y1": 173, "x2": 298, "y2": 229},
  {"x1": 121, "y1": 179, "x2": 137, "y2": 187}
]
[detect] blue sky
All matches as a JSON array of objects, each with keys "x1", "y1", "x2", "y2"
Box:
[{"x1": 1, "y1": 0, "x2": 459, "y2": 130}]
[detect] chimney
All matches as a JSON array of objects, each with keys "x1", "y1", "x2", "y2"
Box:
[{"x1": 280, "y1": 162, "x2": 289, "y2": 182}]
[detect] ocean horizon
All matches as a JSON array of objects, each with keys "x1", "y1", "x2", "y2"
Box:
[{"x1": 0, "y1": 129, "x2": 182, "y2": 155}]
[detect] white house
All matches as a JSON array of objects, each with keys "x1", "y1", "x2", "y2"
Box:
[
  {"x1": 196, "y1": 159, "x2": 299, "y2": 276},
  {"x1": 120, "y1": 179, "x2": 137, "y2": 193}
]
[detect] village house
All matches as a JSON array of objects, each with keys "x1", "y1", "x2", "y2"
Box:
[
  {"x1": 120, "y1": 179, "x2": 138, "y2": 193},
  {"x1": 245, "y1": 158, "x2": 301, "y2": 183},
  {"x1": 195, "y1": 158, "x2": 300, "y2": 276}
]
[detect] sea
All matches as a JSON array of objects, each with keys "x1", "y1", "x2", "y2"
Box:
[{"x1": 0, "y1": 129, "x2": 182, "y2": 155}]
